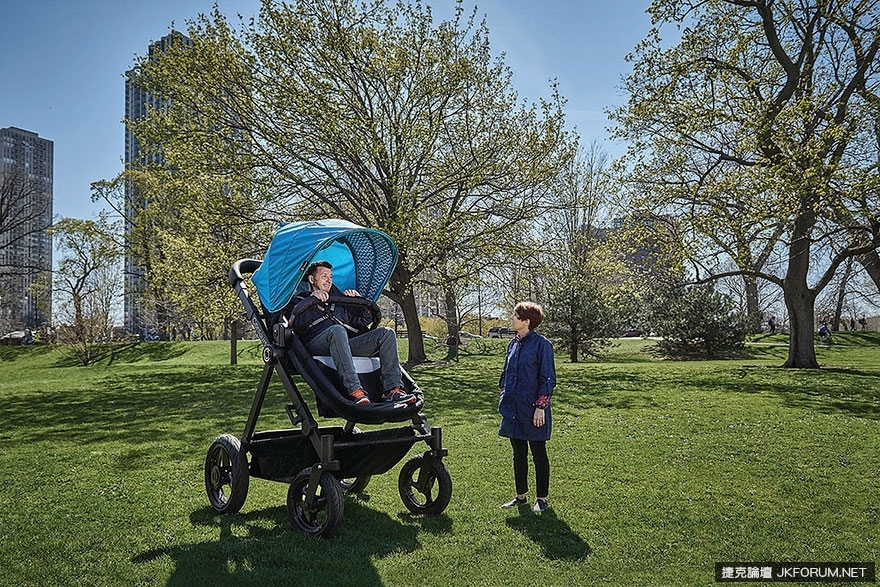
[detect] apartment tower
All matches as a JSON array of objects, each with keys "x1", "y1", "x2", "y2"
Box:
[
  {"x1": 0, "y1": 126, "x2": 53, "y2": 331},
  {"x1": 123, "y1": 32, "x2": 190, "y2": 335}
]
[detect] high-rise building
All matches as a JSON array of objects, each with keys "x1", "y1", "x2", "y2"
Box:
[
  {"x1": 0, "y1": 126, "x2": 53, "y2": 331},
  {"x1": 123, "y1": 32, "x2": 190, "y2": 335}
]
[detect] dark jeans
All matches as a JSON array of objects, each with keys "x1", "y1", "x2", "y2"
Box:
[
  {"x1": 306, "y1": 325, "x2": 402, "y2": 394},
  {"x1": 510, "y1": 438, "x2": 549, "y2": 497}
]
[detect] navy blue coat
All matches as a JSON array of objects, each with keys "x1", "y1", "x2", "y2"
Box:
[{"x1": 498, "y1": 330, "x2": 556, "y2": 441}]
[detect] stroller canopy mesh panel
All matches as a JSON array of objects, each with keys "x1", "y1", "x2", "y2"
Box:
[{"x1": 252, "y1": 219, "x2": 398, "y2": 313}]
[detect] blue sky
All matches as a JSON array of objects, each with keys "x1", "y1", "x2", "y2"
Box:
[{"x1": 1, "y1": 0, "x2": 653, "y2": 220}]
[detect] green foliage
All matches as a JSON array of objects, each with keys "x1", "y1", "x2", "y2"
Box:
[
  {"x1": 647, "y1": 283, "x2": 748, "y2": 359},
  {"x1": 1, "y1": 337, "x2": 879, "y2": 585},
  {"x1": 119, "y1": 0, "x2": 574, "y2": 361}
]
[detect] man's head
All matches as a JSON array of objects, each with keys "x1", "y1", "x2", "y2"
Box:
[{"x1": 306, "y1": 260, "x2": 333, "y2": 293}]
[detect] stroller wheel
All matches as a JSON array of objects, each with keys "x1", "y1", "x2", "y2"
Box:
[
  {"x1": 287, "y1": 468, "x2": 344, "y2": 538},
  {"x1": 339, "y1": 475, "x2": 371, "y2": 494},
  {"x1": 204, "y1": 434, "x2": 249, "y2": 514},
  {"x1": 398, "y1": 454, "x2": 452, "y2": 516}
]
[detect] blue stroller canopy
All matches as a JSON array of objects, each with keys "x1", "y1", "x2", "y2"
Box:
[{"x1": 251, "y1": 219, "x2": 398, "y2": 313}]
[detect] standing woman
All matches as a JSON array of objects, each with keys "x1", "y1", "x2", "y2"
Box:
[{"x1": 498, "y1": 301, "x2": 557, "y2": 513}]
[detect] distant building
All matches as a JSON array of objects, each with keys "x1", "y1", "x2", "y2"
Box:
[
  {"x1": 123, "y1": 32, "x2": 191, "y2": 335},
  {"x1": 0, "y1": 126, "x2": 53, "y2": 331}
]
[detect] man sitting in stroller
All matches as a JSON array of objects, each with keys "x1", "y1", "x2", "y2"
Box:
[{"x1": 287, "y1": 260, "x2": 416, "y2": 406}]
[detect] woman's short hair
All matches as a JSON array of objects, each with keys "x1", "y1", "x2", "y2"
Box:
[{"x1": 515, "y1": 301, "x2": 544, "y2": 330}]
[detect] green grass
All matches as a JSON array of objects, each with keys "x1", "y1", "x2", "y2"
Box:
[{"x1": 1, "y1": 334, "x2": 878, "y2": 586}]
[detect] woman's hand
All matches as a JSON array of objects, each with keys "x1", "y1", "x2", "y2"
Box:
[{"x1": 533, "y1": 407, "x2": 545, "y2": 427}]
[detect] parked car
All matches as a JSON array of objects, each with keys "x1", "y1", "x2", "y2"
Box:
[
  {"x1": 621, "y1": 329, "x2": 646, "y2": 337},
  {"x1": 487, "y1": 326, "x2": 516, "y2": 338}
]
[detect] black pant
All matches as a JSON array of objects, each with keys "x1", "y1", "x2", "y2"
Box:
[{"x1": 510, "y1": 438, "x2": 549, "y2": 497}]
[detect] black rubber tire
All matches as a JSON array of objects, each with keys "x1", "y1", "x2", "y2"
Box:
[
  {"x1": 287, "y1": 468, "x2": 344, "y2": 538},
  {"x1": 204, "y1": 434, "x2": 249, "y2": 514},
  {"x1": 397, "y1": 454, "x2": 452, "y2": 516},
  {"x1": 339, "y1": 475, "x2": 371, "y2": 494}
]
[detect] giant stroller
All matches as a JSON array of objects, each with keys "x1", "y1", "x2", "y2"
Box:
[{"x1": 205, "y1": 219, "x2": 452, "y2": 538}]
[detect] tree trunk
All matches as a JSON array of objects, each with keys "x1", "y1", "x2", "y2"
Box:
[
  {"x1": 399, "y1": 290, "x2": 427, "y2": 365},
  {"x1": 783, "y1": 290, "x2": 818, "y2": 368},
  {"x1": 832, "y1": 258, "x2": 853, "y2": 331},
  {"x1": 743, "y1": 274, "x2": 762, "y2": 333},
  {"x1": 782, "y1": 210, "x2": 819, "y2": 368},
  {"x1": 443, "y1": 287, "x2": 459, "y2": 362},
  {"x1": 389, "y1": 260, "x2": 427, "y2": 365},
  {"x1": 857, "y1": 249, "x2": 880, "y2": 295},
  {"x1": 230, "y1": 319, "x2": 238, "y2": 366}
]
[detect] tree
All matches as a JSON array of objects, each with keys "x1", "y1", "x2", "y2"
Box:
[
  {"x1": 536, "y1": 142, "x2": 623, "y2": 361},
  {"x1": 126, "y1": 0, "x2": 571, "y2": 364},
  {"x1": 647, "y1": 283, "x2": 748, "y2": 359},
  {"x1": 49, "y1": 216, "x2": 122, "y2": 365},
  {"x1": 611, "y1": 0, "x2": 880, "y2": 367}
]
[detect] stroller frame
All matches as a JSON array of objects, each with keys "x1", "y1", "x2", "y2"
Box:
[{"x1": 204, "y1": 256, "x2": 451, "y2": 538}]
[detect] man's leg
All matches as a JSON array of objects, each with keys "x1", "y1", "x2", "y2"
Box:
[
  {"x1": 307, "y1": 325, "x2": 363, "y2": 394},
  {"x1": 349, "y1": 327, "x2": 402, "y2": 391}
]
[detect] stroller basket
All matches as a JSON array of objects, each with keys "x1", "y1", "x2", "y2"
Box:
[{"x1": 248, "y1": 426, "x2": 427, "y2": 482}]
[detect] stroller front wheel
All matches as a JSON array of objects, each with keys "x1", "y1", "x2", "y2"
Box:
[
  {"x1": 204, "y1": 434, "x2": 249, "y2": 514},
  {"x1": 398, "y1": 454, "x2": 452, "y2": 516},
  {"x1": 287, "y1": 468, "x2": 344, "y2": 538}
]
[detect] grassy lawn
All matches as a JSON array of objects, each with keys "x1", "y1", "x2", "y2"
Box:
[{"x1": 0, "y1": 334, "x2": 878, "y2": 586}]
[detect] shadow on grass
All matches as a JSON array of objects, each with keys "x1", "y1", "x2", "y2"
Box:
[
  {"x1": 47, "y1": 342, "x2": 191, "y2": 368},
  {"x1": 0, "y1": 367, "x2": 261, "y2": 446},
  {"x1": 0, "y1": 344, "x2": 55, "y2": 363},
  {"x1": 719, "y1": 366, "x2": 880, "y2": 420},
  {"x1": 505, "y1": 507, "x2": 591, "y2": 561},
  {"x1": 133, "y1": 502, "x2": 423, "y2": 586}
]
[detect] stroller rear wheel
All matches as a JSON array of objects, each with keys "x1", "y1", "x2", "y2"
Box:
[
  {"x1": 398, "y1": 454, "x2": 452, "y2": 516},
  {"x1": 204, "y1": 434, "x2": 249, "y2": 514},
  {"x1": 287, "y1": 467, "x2": 344, "y2": 538}
]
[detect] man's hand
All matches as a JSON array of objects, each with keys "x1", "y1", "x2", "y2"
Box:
[
  {"x1": 311, "y1": 290, "x2": 329, "y2": 302},
  {"x1": 343, "y1": 289, "x2": 361, "y2": 297}
]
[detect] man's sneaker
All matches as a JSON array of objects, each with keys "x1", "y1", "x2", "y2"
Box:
[
  {"x1": 532, "y1": 498, "x2": 549, "y2": 513},
  {"x1": 382, "y1": 386, "x2": 416, "y2": 404},
  {"x1": 501, "y1": 496, "x2": 527, "y2": 509},
  {"x1": 349, "y1": 389, "x2": 370, "y2": 405}
]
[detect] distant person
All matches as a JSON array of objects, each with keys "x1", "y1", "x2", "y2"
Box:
[
  {"x1": 818, "y1": 322, "x2": 832, "y2": 342},
  {"x1": 767, "y1": 316, "x2": 776, "y2": 334},
  {"x1": 498, "y1": 301, "x2": 556, "y2": 514},
  {"x1": 850, "y1": 317, "x2": 856, "y2": 331},
  {"x1": 859, "y1": 316, "x2": 867, "y2": 330}
]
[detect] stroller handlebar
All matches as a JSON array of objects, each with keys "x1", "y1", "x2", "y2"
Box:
[
  {"x1": 290, "y1": 294, "x2": 382, "y2": 332},
  {"x1": 229, "y1": 259, "x2": 262, "y2": 287}
]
